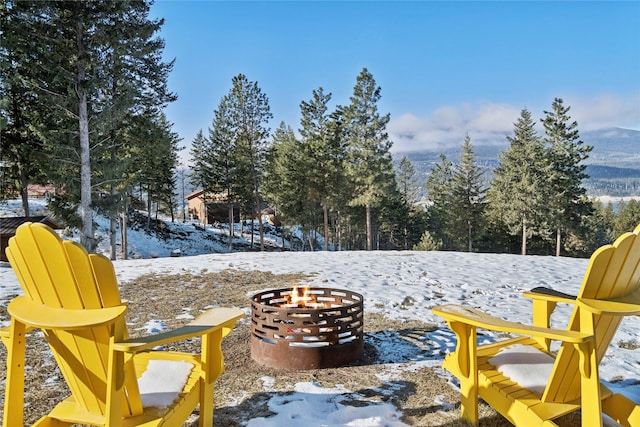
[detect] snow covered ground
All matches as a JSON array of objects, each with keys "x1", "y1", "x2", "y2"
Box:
[{"x1": 1, "y1": 198, "x2": 639, "y2": 426}]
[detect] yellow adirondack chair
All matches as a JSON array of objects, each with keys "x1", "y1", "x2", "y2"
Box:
[
  {"x1": 1, "y1": 222, "x2": 244, "y2": 427},
  {"x1": 433, "y1": 225, "x2": 640, "y2": 427}
]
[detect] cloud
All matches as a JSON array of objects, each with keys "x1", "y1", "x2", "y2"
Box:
[
  {"x1": 388, "y1": 102, "x2": 520, "y2": 152},
  {"x1": 388, "y1": 93, "x2": 640, "y2": 153},
  {"x1": 562, "y1": 93, "x2": 640, "y2": 131}
]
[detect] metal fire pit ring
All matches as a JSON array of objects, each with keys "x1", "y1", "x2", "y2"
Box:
[{"x1": 250, "y1": 287, "x2": 364, "y2": 370}]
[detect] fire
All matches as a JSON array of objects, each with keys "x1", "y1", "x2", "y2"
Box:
[{"x1": 284, "y1": 286, "x2": 325, "y2": 308}]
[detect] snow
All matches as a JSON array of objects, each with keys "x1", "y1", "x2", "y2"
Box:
[
  {"x1": 246, "y1": 381, "x2": 409, "y2": 427},
  {"x1": 138, "y1": 360, "x2": 194, "y2": 409},
  {"x1": 488, "y1": 344, "x2": 555, "y2": 395},
  {"x1": 1, "y1": 198, "x2": 640, "y2": 425}
]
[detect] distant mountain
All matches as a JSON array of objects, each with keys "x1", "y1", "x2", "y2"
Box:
[
  {"x1": 581, "y1": 127, "x2": 640, "y2": 168},
  {"x1": 395, "y1": 127, "x2": 640, "y2": 198}
]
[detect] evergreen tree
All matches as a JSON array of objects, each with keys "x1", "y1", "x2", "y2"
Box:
[
  {"x1": 615, "y1": 199, "x2": 640, "y2": 235},
  {"x1": 344, "y1": 68, "x2": 395, "y2": 250},
  {"x1": 397, "y1": 156, "x2": 420, "y2": 204},
  {"x1": 189, "y1": 130, "x2": 212, "y2": 194},
  {"x1": 487, "y1": 109, "x2": 548, "y2": 255},
  {"x1": 395, "y1": 156, "x2": 425, "y2": 249},
  {"x1": 564, "y1": 200, "x2": 615, "y2": 257},
  {"x1": 3, "y1": 1, "x2": 175, "y2": 252},
  {"x1": 0, "y1": 1, "x2": 47, "y2": 214},
  {"x1": 190, "y1": 126, "x2": 240, "y2": 249},
  {"x1": 451, "y1": 134, "x2": 486, "y2": 252},
  {"x1": 541, "y1": 97, "x2": 593, "y2": 256},
  {"x1": 413, "y1": 230, "x2": 442, "y2": 251},
  {"x1": 299, "y1": 87, "x2": 347, "y2": 250},
  {"x1": 195, "y1": 74, "x2": 272, "y2": 250},
  {"x1": 231, "y1": 74, "x2": 272, "y2": 250},
  {"x1": 425, "y1": 154, "x2": 454, "y2": 249},
  {"x1": 210, "y1": 94, "x2": 245, "y2": 251},
  {"x1": 263, "y1": 122, "x2": 311, "y2": 242}
]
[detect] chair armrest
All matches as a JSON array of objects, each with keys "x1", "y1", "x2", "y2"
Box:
[
  {"x1": 7, "y1": 296, "x2": 127, "y2": 329},
  {"x1": 578, "y1": 294, "x2": 640, "y2": 316},
  {"x1": 113, "y1": 307, "x2": 245, "y2": 353},
  {"x1": 523, "y1": 286, "x2": 577, "y2": 304},
  {"x1": 432, "y1": 304, "x2": 592, "y2": 343}
]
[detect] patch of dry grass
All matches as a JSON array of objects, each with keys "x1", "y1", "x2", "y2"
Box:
[{"x1": 0, "y1": 269, "x2": 563, "y2": 426}]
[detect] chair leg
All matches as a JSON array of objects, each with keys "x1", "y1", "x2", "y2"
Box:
[
  {"x1": 3, "y1": 319, "x2": 26, "y2": 427},
  {"x1": 448, "y1": 321, "x2": 479, "y2": 426},
  {"x1": 200, "y1": 330, "x2": 223, "y2": 427},
  {"x1": 199, "y1": 380, "x2": 215, "y2": 427},
  {"x1": 576, "y1": 312, "x2": 602, "y2": 427}
]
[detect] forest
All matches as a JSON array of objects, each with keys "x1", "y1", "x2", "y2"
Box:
[{"x1": 2, "y1": 1, "x2": 639, "y2": 259}]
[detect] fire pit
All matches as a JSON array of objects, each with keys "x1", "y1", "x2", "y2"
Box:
[{"x1": 251, "y1": 287, "x2": 364, "y2": 370}]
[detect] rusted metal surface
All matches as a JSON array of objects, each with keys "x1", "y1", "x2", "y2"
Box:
[{"x1": 251, "y1": 287, "x2": 364, "y2": 370}]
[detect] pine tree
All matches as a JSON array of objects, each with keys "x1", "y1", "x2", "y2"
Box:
[
  {"x1": 397, "y1": 156, "x2": 420, "y2": 204},
  {"x1": 299, "y1": 87, "x2": 348, "y2": 250},
  {"x1": 451, "y1": 134, "x2": 486, "y2": 252},
  {"x1": 190, "y1": 130, "x2": 212, "y2": 194},
  {"x1": 615, "y1": 199, "x2": 640, "y2": 236},
  {"x1": 344, "y1": 68, "x2": 395, "y2": 250},
  {"x1": 190, "y1": 126, "x2": 238, "y2": 248},
  {"x1": 193, "y1": 74, "x2": 272, "y2": 250},
  {"x1": 263, "y1": 122, "x2": 311, "y2": 240},
  {"x1": 487, "y1": 109, "x2": 548, "y2": 255},
  {"x1": 425, "y1": 154, "x2": 454, "y2": 249},
  {"x1": 209, "y1": 95, "x2": 243, "y2": 251},
  {"x1": 395, "y1": 156, "x2": 425, "y2": 249},
  {"x1": 3, "y1": 1, "x2": 175, "y2": 252},
  {"x1": 541, "y1": 98, "x2": 593, "y2": 256},
  {"x1": 0, "y1": 1, "x2": 48, "y2": 214},
  {"x1": 233, "y1": 75, "x2": 272, "y2": 250}
]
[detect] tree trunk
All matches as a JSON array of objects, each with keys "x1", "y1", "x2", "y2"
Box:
[
  {"x1": 121, "y1": 193, "x2": 128, "y2": 260},
  {"x1": 19, "y1": 173, "x2": 29, "y2": 217},
  {"x1": 521, "y1": 219, "x2": 527, "y2": 256},
  {"x1": 336, "y1": 211, "x2": 342, "y2": 251},
  {"x1": 323, "y1": 202, "x2": 329, "y2": 251},
  {"x1": 228, "y1": 203, "x2": 234, "y2": 252},
  {"x1": 308, "y1": 232, "x2": 315, "y2": 252},
  {"x1": 120, "y1": 213, "x2": 128, "y2": 260},
  {"x1": 250, "y1": 216, "x2": 255, "y2": 249},
  {"x1": 556, "y1": 227, "x2": 561, "y2": 257},
  {"x1": 146, "y1": 192, "x2": 152, "y2": 231},
  {"x1": 467, "y1": 220, "x2": 472, "y2": 252},
  {"x1": 109, "y1": 130, "x2": 117, "y2": 260},
  {"x1": 77, "y1": 18, "x2": 94, "y2": 253},
  {"x1": 366, "y1": 203, "x2": 372, "y2": 251},
  {"x1": 255, "y1": 183, "x2": 264, "y2": 251}
]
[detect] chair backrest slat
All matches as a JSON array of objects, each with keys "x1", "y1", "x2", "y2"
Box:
[
  {"x1": 62, "y1": 240, "x2": 105, "y2": 309},
  {"x1": 89, "y1": 253, "x2": 123, "y2": 308}
]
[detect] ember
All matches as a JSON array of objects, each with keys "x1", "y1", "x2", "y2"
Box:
[{"x1": 251, "y1": 287, "x2": 364, "y2": 370}]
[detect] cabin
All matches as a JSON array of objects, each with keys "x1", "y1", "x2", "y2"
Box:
[
  {"x1": 185, "y1": 189, "x2": 240, "y2": 225},
  {"x1": 27, "y1": 184, "x2": 57, "y2": 199},
  {"x1": 0, "y1": 216, "x2": 60, "y2": 262}
]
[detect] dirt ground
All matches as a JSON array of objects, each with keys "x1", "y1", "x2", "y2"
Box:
[{"x1": 0, "y1": 269, "x2": 583, "y2": 426}]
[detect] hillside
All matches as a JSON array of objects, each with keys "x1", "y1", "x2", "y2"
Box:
[{"x1": 396, "y1": 127, "x2": 640, "y2": 198}]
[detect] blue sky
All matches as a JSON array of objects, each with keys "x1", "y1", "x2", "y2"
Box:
[{"x1": 149, "y1": 1, "x2": 640, "y2": 155}]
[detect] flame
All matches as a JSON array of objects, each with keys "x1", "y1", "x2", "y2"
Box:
[{"x1": 285, "y1": 286, "x2": 324, "y2": 308}]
